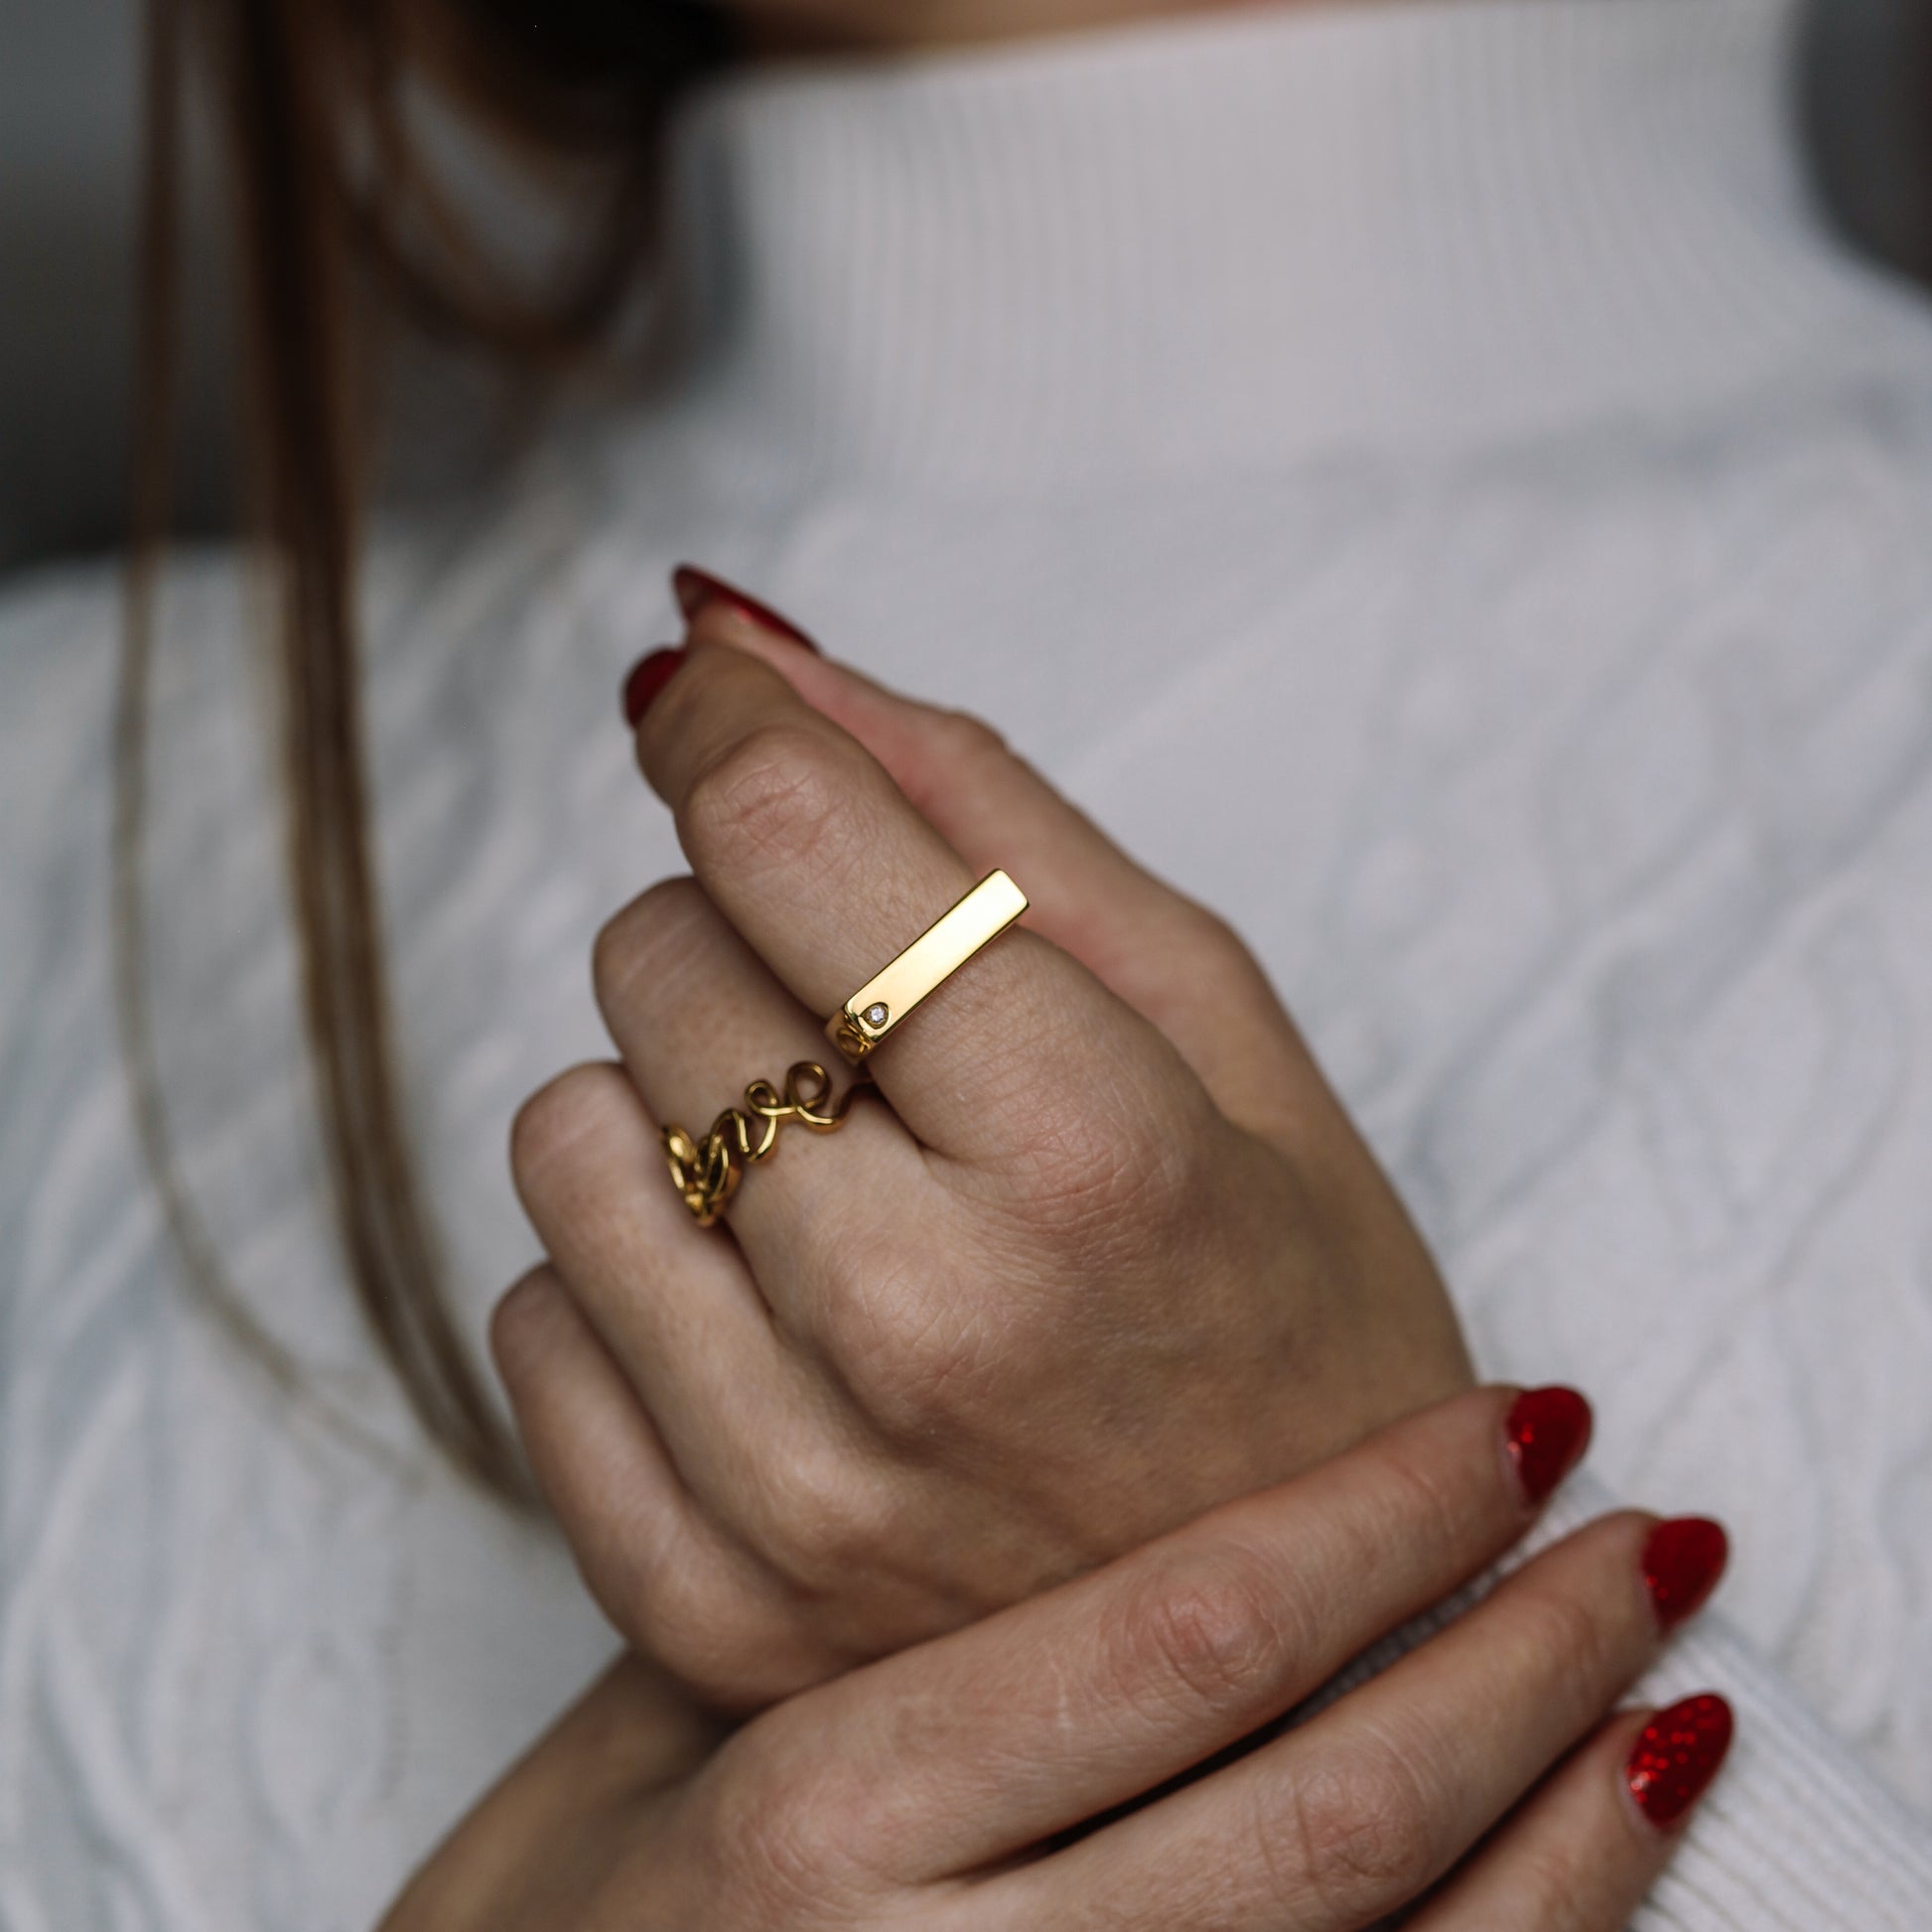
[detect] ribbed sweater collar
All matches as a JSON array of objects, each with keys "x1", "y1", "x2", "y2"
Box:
[{"x1": 650, "y1": 0, "x2": 1911, "y2": 489}]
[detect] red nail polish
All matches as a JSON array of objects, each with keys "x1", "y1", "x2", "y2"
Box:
[
  {"x1": 1643, "y1": 1517, "x2": 1729, "y2": 1631},
  {"x1": 621, "y1": 646, "x2": 686, "y2": 728},
  {"x1": 673, "y1": 564, "x2": 820, "y2": 652},
  {"x1": 1626, "y1": 1694, "x2": 1734, "y2": 1830},
  {"x1": 1504, "y1": 1387, "x2": 1592, "y2": 1506}
]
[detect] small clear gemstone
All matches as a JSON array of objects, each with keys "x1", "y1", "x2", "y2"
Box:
[{"x1": 863, "y1": 1003, "x2": 890, "y2": 1028}]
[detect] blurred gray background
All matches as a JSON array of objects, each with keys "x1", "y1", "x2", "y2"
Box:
[
  {"x1": 1, "y1": 0, "x2": 234, "y2": 576},
  {"x1": 3, "y1": 0, "x2": 1931, "y2": 579}
]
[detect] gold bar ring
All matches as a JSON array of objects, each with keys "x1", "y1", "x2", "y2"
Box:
[{"x1": 825, "y1": 869, "x2": 1029, "y2": 1063}]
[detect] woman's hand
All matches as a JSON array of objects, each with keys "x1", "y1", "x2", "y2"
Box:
[
  {"x1": 382, "y1": 1391, "x2": 1732, "y2": 1931},
  {"x1": 499, "y1": 570, "x2": 1472, "y2": 1706}
]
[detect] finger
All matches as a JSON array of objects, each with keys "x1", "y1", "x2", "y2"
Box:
[
  {"x1": 509, "y1": 1059, "x2": 969, "y2": 1686},
  {"x1": 751, "y1": 1385, "x2": 1591, "y2": 1880},
  {"x1": 1019, "y1": 1506, "x2": 1726, "y2": 1931},
  {"x1": 590, "y1": 874, "x2": 928, "y2": 1296},
  {"x1": 1410, "y1": 1697, "x2": 1734, "y2": 1932},
  {"x1": 634, "y1": 638, "x2": 1197, "y2": 1165},
  {"x1": 490, "y1": 1267, "x2": 835, "y2": 1710},
  {"x1": 508, "y1": 1061, "x2": 822, "y2": 1500},
  {"x1": 677, "y1": 594, "x2": 1313, "y2": 1142}
]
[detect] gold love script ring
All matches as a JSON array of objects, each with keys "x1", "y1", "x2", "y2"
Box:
[
  {"x1": 664, "y1": 1061, "x2": 868, "y2": 1228},
  {"x1": 826, "y1": 869, "x2": 1029, "y2": 1063}
]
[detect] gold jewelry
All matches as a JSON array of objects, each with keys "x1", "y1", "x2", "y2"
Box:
[
  {"x1": 826, "y1": 869, "x2": 1029, "y2": 1063},
  {"x1": 664, "y1": 1061, "x2": 868, "y2": 1227}
]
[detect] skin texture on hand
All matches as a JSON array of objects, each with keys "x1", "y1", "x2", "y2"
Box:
[
  {"x1": 380, "y1": 1392, "x2": 1731, "y2": 1932},
  {"x1": 497, "y1": 583, "x2": 1472, "y2": 1710}
]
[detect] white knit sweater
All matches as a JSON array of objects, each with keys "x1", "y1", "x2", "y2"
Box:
[{"x1": 5, "y1": 0, "x2": 1932, "y2": 1923}]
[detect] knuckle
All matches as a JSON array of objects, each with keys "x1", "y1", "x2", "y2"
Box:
[
  {"x1": 896, "y1": 703, "x2": 1044, "y2": 826},
  {"x1": 1194, "y1": 903, "x2": 1265, "y2": 977},
  {"x1": 1107, "y1": 1550, "x2": 1295, "y2": 1717},
  {"x1": 812, "y1": 1245, "x2": 992, "y2": 1440},
  {"x1": 590, "y1": 1535, "x2": 765, "y2": 1705},
  {"x1": 1134, "y1": 889, "x2": 1267, "y2": 1003},
  {"x1": 591, "y1": 874, "x2": 709, "y2": 1007},
  {"x1": 678, "y1": 720, "x2": 856, "y2": 883},
  {"x1": 849, "y1": 1306, "x2": 1002, "y2": 1445},
  {"x1": 929, "y1": 706, "x2": 1010, "y2": 770},
  {"x1": 756, "y1": 1440, "x2": 900, "y2": 1585},
  {"x1": 1283, "y1": 1737, "x2": 1442, "y2": 1913},
  {"x1": 507, "y1": 1061, "x2": 626, "y2": 1190},
  {"x1": 1513, "y1": 1578, "x2": 1620, "y2": 1693},
  {"x1": 1169, "y1": 897, "x2": 1248, "y2": 966},
  {"x1": 1359, "y1": 1429, "x2": 1496, "y2": 1558},
  {"x1": 706, "y1": 1761, "x2": 848, "y2": 1921},
  {"x1": 702, "y1": 1730, "x2": 896, "y2": 1919}
]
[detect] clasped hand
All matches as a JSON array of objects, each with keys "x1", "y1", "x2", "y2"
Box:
[
  {"x1": 497, "y1": 589, "x2": 1470, "y2": 1704},
  {"x1": 386, "y1": 579, "x2": 1729, "y2": 1927}
]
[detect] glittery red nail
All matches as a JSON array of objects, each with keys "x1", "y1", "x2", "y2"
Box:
[
  {"x1": 673, "y1": 564, "x2": 820, "y2": 652},
  {"x1": 1504, "y1": 1387, "x2": 1592, "y2": 1506},
  {"x1": 1642, "y1": 1517, "x2": 1729, "y2": 1631},
  {"x1": 621, "y1": 646, "x2": 686, "y2": 727},
  {"x1": 1626, "y1": 1694, "x2": 1734, "y2": 1830}
]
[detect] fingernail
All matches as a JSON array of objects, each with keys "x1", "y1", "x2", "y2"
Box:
[
  {"x1": 1626, "y1": 1694, "x2": 1734, "y2": 1830},
  {"x1": 673, "y1": 564, "x2": 820, "y2": 652},
  {"x1": 1643, "y1": 1516, "x2": 1729, "y2": 1631},
  {"x1": 1504, "y1": 1386, "x2": 1593, "y2": 1506},
  {"x1": 621, "y1": 646, "x2": 687, "y2": 728}
]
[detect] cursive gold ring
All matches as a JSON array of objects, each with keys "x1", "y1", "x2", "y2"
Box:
[
  {"x1": 663, "y1": 1060, "x2": 869, "y2": 1227},
  {"x1": 825, "y1": 870, "x2": 1029, "y2": 1063}
]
